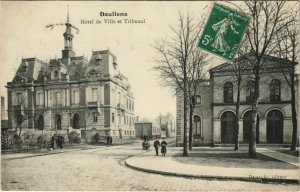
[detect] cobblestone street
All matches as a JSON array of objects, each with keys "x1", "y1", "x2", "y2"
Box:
[{"x1": 1, "y1": 143, "x2": 299, "y2": 191}]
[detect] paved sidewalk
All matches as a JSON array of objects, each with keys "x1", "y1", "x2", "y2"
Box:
[
  {"x1": 257, "y1": 148, "x2": 299, "y2": 167},
  {"x1": 125, "y1": 147, "x2": 299, "y2": 184}
]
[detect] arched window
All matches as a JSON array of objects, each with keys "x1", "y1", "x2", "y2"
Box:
[
  {"x1": 56, "y1": 114, "x2": 61, "y2": 130},
  {"x1": 37, "y1": 115, "x2": 44, "y2": 130},
  {"x1": 224, "y1": 82, "x2": 233, "y2": 103},
  {"x1": 246, "y1": 81, "x2": 255, "y2": 102},
  {"x1": 73, "y1": 113, "x2": 80, "y2": 129},
  {"x1": 270, "y1": 79, "x2": 281, "y2": 101}
]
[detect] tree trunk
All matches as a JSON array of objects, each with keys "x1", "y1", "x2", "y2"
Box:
[
  {"x1": 18, "y1": 125, "x2": 22, "y2": 136},
  {"x1": 290, "y1": 79, "x2": 298, "y2": 151},
  {"x1": 249, "y1": 75, "x2": 259, "y2": 158},
  {"x1": 183, "y1": 92, "x2": 189, "y2": 156},
  {"x1": 183, "y1": 66, "x2": 189, "y2": 157},
  {"x1": 234, "y1": 80, "x2": 241, "y2": 151},
  {"x1": 189, "y1": 102, "x2": 194, "y2": 151}
]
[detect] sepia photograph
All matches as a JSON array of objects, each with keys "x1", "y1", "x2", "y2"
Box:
[{"x1": 1, "y1": 1, "x2": 299, "y2": 191}]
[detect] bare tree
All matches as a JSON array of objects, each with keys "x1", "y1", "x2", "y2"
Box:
[
  {"x1": 241, "y1": 1, "x2": 292, "y2": 158},
  {"x1": 187, "y1": 48, "x2": 208, "y2": 151},
  {"x1": 275, "y1": 13, "x2": 299, "y2": 151},
  {"x1": 230, "y1": 57, "x2": 248, "y2": 150},
  {"x1": 153, "y1": 13, "x2": 208, "y2": 156}
]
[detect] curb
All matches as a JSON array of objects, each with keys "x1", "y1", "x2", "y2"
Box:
[
  {"x1": 3, "y1": 147, "x2": 99, "y2": 161},
  {"x1": 125, "y1": 159, "x2": 299, "y2": 185},
  {"x1": 2, "y1": 142, "x2": 140, "y2": 161}
]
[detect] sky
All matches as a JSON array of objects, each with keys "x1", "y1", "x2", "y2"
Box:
[
  {"x1": 1, "y1": 1, "x2": 297, "y2": 120},
  {"x1": 0, "y1": 1, "x2": 218, "y2": 120}
]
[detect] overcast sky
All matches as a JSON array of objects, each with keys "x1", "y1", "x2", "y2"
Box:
[{"x1": 1, "y1": 1, "x2": 297, "y2": 120}]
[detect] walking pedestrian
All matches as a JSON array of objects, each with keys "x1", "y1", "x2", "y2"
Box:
[
  {"x1": 161, "y1": 138, "x2": 167, "y2": 156},
  {"x1": 153, "y1": 138, "x2": 160, "y2": 156}
]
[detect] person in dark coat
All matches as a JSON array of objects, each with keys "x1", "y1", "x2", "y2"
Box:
[
  {"x1": 57, "y1": 134, "x2": 65, "y2": 149},
  {"x1": 106, "y1": 136, "x2": 110, "y2": 145},
  {"x1": 161, "y1": 139, "x2": 167, "y2": 156},
  {"x1": 51, "y1": 134, "x2": 58, "y2": 150},
  {"x1": 109, "y1": 136, "x2": 113, "y2": 144},
  {"x1": 153, "y1": 138, "x2": 160, "y2": 156}
]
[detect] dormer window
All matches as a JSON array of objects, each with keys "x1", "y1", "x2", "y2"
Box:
[
  {"x1": 95, "y1": 54, "x2": 102, "y2": 66},
  {"x1": 54, "y1": 70, "x2": 59, "y2": 78},
  {"x1": 23, "y1": 66, "x2": 28, "y2": 72},
  {"x1": 22, "y1": 61, "x2": 28, "y2": 72}
]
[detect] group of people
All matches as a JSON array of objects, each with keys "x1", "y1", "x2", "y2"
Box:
[
  {"x1": 153, "y1": 138, "x2": 167, "y2": 156},
  {"x1": 51, "y1": 134, "x2": 65, "y2": 150}
]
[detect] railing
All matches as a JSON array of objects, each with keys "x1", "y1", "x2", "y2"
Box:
[
  {"x1": 87, "y1": 101, "x2": 98, "y2": 106},
  {"x1": 117, "y1": 103, "x2": 125, "y2": 111}
]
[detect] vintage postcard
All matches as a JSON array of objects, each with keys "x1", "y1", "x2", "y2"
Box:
[{"x1": 1, "y1": 1, "x2": 299, "y2": 191}]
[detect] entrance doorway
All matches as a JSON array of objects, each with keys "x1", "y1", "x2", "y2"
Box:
[
  {"x1": 221, "y1": 111, "x2": 236, "y2": 144},
  {"x1": 243, "y1": 111, "x2": 259, "y2": 143},
  {"x1": 267, "y1": 110, "x2": 283, "y2": 144}
]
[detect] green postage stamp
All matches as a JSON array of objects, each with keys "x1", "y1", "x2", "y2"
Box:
[{"x1": 198, "y1": 3, "x2": 250, "y2": 61}]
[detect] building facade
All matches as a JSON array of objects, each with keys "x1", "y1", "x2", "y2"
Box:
[
  {"x1": 6, "y1": 14, "x2": 135, "y2": 142},
  {"x1": 155, "y1": 113, "x2": 176, "y2": 138},
  {"x1": 135, "y1": 122, "x2": 160, "y2": 139},
  {"x1": 176, "y1": 56, "x2": 299, "y2": 146}
]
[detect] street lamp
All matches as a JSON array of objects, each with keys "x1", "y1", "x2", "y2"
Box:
[{"x1": 30, "y1": 85, "x2": 35, "y2": 131}]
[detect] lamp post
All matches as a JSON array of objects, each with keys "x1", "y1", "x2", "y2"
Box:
[{"x1": 30, "y1": 85, "x2": 35, "y2": 131}]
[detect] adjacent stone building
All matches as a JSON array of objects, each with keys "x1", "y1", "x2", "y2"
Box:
[
  {"x1": 6, "y1": 13, "x2": 135, "y2": 142},
  {"x1": 176, "y1": 56, "x2": 299, "y2": 146}
]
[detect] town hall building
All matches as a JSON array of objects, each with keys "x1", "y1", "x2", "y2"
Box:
[
  {"x1": 176, "y1": 56, "x2": 299, "y2": 146},
  {"x1": 6, "y1": 12, "x2": 135, "y2": 142}
]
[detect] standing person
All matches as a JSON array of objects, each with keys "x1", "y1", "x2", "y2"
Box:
[
  {"x1": 58, "y1": 134, "x2": 64, "y2": 149},
  {"x1": 109, "y1": 136, "x2": 113, "y2": 145},
  {"x1": 161, "y1": 138, "x2": 167, "y2": 156},
  {"x1": 51, "y1": 134, "x2": 57, "y2": 150},
  {"x1": 153, "y1": 138, "x2": 160, "y2": 156},
  {"x1": 106, "y1": 136, "x2": 110, "y2": 145}
]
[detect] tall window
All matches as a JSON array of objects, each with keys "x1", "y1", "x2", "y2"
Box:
[
  {"x1": 73, "y1": 113, "x2": 80, "y2": 129},
  {"x1": 56, "y1": 114, "x2": 61, "y2": 130},
  {"x1": 193, "y1": 115, "x2": 201, "y2": 138},
  {"x1": 92, "y1": 88, "x2": 98, "y2": 102},
  {"x1": 54, "y1": 92, "x2": 61, "y2": 106},
  {"x1": 246, "y1": 81, "x2": 255, "y2": 102},
  {"x1": 270, "y1": 79, "x2": 281, "y2": 101},
  {"x1": 224, "y1": 82, "x2": 233, "y2": 103},
  {"x1": 37, "y1": 115, "x2": 44, "y2": 130},
  {"x1": 93, "y1": 113, "x2": 98, "y2": 122},
  {"x1": 72, "y1": 90, "x2": 79, "y2": 104},
  {"x1": 17, "y1": 93, "x2": 22, "y2": 105},
  {"x1": 37, "y1": 93, "x2": 44, "y2": 106},
  {"x1": 112, "y1": 113, "x2": 115, "y2": 123}
]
